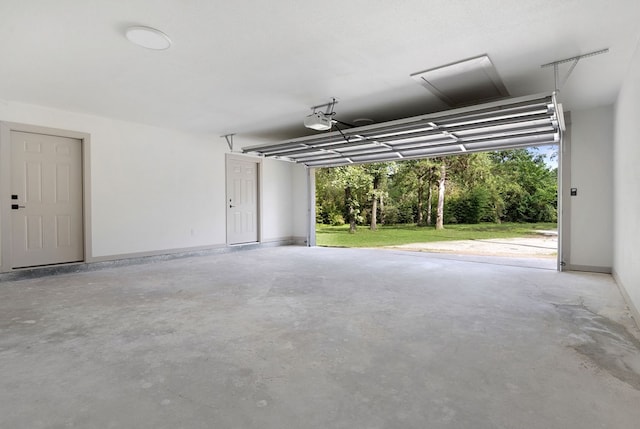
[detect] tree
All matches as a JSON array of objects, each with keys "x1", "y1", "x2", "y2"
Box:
[
  {"x1": 315, "y1": 146, "x2": 557, "y2": 230},
  {"x1": 444, "y1": 153, "x2": 502, "y2": 224},
  {"x1": 315, "y1": 168, "x2": 347, "y2": 225},
  {"x1": 394, "y1": 159, "x2": 438, "y2": 226},
  {"x1": 426, "y1": 180, "x2": 433, "y2": 226},
  {"x1": 489, "y1": 149, "x2": 557, "y2": 222},
  {"x1": 436, "y1": 161, "x2": 446, "y2": 230},
  {"x1": 327, "y1": 165, "x2": 372, "y2": 233},
  {"x1": 364, "y1": 163, "x2": 391, "y2": 230}
]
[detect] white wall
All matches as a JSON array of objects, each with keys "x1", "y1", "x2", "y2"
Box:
[
  {"x1": 291, "y1": 164, "x2": 310, "y2": 243},
  {"x1": 0, "y1": 101, "x2": 300, "y2": 265},
  {"x1": 256, "y1": 157, "x2": 308, "y2": 245},
  {"x1": 261, "y1": 157, "x2": 293, "y2": 243},
  {"x1": 613, "y1": 39, "x2": 640, "y2": 321},
  {"x1": 567, "y1": 105, "x2": 614, "y2": 270}
]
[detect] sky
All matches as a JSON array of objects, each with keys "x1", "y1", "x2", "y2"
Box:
[{"x1": 528, "y1": 145, "x2": 558, "y2": 169}]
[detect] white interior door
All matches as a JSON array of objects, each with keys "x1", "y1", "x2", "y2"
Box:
[
  {"x1": 226, "y1": 158, "x2": 258, "y2": 245},
  {"x1": 10, "y1": 131, "x2": 84, "y2": 268}
]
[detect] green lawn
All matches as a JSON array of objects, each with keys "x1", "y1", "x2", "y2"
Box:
[{"x1": 316, "y1": 222, "x2": 557, "y2": 248}]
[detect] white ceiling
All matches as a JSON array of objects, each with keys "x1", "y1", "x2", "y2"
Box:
[{"x1": 1, "y1": 0, "x2": 639, "y2": 144}]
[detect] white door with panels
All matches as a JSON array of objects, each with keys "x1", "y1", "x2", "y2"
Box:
[
  {"x1": 226, "y1": 158, "x2": 258, "y2": 245},
  {"x1": 10, "y1": 131, "x2": 84, "y2": 268}
]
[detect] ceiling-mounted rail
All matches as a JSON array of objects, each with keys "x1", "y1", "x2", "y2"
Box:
[{"x1": 541, "y1": 48, "x2": 609, "y2": 92}]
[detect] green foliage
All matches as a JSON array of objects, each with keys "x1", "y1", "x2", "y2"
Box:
[
  {"x1": 381, "y1": 204, "x2": 401, "y2": 225},
  {"x1": 315, "y1": 146, "x2": 558, "y2": 229},
  {"x1": 315, "y1": 168, "x2": 345, "y2": 224},
  {"x1": 392, "y1": 159, "x2": 440, "y2": 225},
  {"x1": 489, "y1": 149, "x2": 557, "y2": 222},
  {"x1": 315, "y1": 165, "x2": 372, "y2": 232},
  {"x1": 447, "y1": 186, "x2": 493, "y2": 224},
  {"x1": 328, "y1": 213, "x2": 345, "y2": 226}
]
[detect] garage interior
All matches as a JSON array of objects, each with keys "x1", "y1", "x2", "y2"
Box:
[{"x1": 1, "y1": 1, "x2": 640, "y2": 428}]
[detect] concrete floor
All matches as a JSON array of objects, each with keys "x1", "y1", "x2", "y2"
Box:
[{"x1": 1, "y1": 246, "x2": 639, "y2": 429}]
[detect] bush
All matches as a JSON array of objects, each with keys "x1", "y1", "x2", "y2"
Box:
[
  {"x1": 397, "y1": 203, "x2": 416, "y2": 224},
  {"x1": 442, "y1": 187, "x2": 492, "y2": 224},
  {"x1": 329, "y1": 213, "x2": 345, "y2": 226},
  {"x1": 382, "y1": 205, "x2": 400, "y2": 225},
  {"x1": 315, "y1": 204, "x2": 326, "y2": 224}
]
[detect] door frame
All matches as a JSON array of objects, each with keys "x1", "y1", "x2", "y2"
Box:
[
  {"x1": 0, "y1": 122, "x2": 92, "y2": 272},
  {"x1": 558, "y1": 112, "x2": 570, "y2": 271},
  {"x1": 225, "y1": 153, "x2": 262, "y2": 245}
]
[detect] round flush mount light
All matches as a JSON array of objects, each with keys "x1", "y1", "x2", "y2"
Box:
[
  {"x1": 125, "y1": 26, "x2": 172, "y2": 50},
  {"x1": 353, "y1": 118, "x2": 374, "y2": 126}
]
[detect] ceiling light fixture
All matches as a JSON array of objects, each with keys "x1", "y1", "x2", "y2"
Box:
[
  {"x1": 125, "y1": 26, "x2": 172, "y2": 50},
  {"x1": 353, "y1": 118, "x2": 374, "y2": 126}
]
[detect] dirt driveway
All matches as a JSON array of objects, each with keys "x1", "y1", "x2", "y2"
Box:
[{"x1": 385, "y1": 231, "x2": 558, "y2": 258}]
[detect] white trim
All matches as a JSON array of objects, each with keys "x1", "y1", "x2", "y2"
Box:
[
  {"x1": 565, "y1": 264, "x2": 612, "y2": 274},
  {"x1": 89, "y1": 243, "x2": 227, "y2": 263},
  {"x1": 307, "y1": 167, "x2": 316, "y2": 247},
  {"x1": 559, "y1": 112, "x2": 572, "y2": 271},
  {"x1": 0, "y1": 122, "x2": 92, "y2": 272},
  {"x1": 44, "y1": 237, "x2": 300, "y2": 266},
  {"x1": 0, "y1": 239, "x2": 302, "y2": 282}
]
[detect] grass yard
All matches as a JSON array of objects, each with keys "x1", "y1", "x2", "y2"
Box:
[{"x1": 316, "y1": 222, "x2": 557, "y2": 248}]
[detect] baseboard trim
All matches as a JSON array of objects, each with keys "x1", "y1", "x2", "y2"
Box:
[
  {"x1": 612, "y1": 269, "x2": 640, "y2": 330},
  {"x1": 0, "y1": 239, "x2": 300, "y2": 281},
  {"x1": 88, "y1": 243, "x2": 227, "y2": 263},
  {"x1": 565, "y1": 264, "x2": 612, "y2": 274},
  {"x1": 258, "y1": 237, "x2": 299, "y2": 246},
  {"x1": 291, "y1": 236, "x2": 308, "y2": 246}
]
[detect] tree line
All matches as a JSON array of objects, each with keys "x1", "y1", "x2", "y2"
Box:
[{"x1": 315, "y1": 148, "x2": 557, "y2": 232}]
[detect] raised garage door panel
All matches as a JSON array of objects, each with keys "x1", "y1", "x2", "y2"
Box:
[{"x1": 242, "y1": 93, "x2": 562, "y2": 167}]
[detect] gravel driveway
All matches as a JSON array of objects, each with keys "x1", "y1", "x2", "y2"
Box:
[{"x1": 385, "y1": 232, "x2": 558, "y2": 258}]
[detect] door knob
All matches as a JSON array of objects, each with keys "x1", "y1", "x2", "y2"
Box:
[{"x1": 11, "y1": 204, "x2": 25, "y2": 210}]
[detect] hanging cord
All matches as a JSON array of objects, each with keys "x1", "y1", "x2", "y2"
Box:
[
  {"x1": 333, "y1": 122, "x2": 351, "y2": 143},
  {"x1": 335, "y1": 119, "x2": 354, "y2": 127},
  {"x1": 326, "y1": 111, "x2": 354, "y2": 128}
]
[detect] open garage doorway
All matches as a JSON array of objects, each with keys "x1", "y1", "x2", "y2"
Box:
[
  {"x1": 242, "y1": 93, "x2": 566, "y2": 270},
  {"x1": 313, "y1": 144, "x2": 560, "y2": 270}
]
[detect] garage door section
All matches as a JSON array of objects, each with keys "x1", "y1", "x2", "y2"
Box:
[{"x1": 242, "y1": 93, "x2": 562, "y2": 167}]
